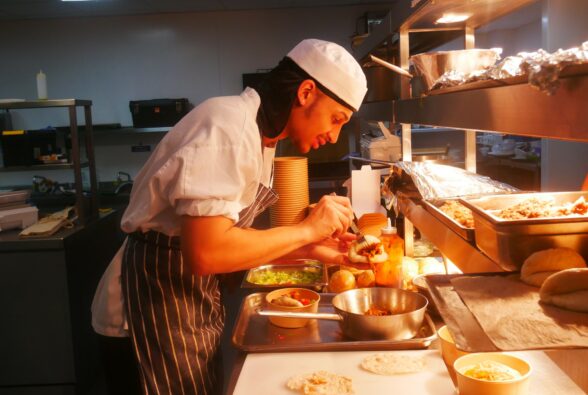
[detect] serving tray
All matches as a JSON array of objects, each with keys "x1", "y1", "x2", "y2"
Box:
[
  {"x1": 241, "y1": 260, "x2": 328, "y2": 291},
  {"x1": 422, "y1": 199, "x2": 475, "y2": 243},
  {"x1": 231, "y1": 292, "x2": 437, "y2": 352}
]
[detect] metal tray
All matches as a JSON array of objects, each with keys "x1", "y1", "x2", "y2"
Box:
[
  {"x1": 424, "y1": 273, "x2": 502, "y2": 353},
  {"x1": 241, "y1": 260, "x2": 328, "y2": 290},
  {"x1": 460, "y1": 191, "x2": 588, "y2": 271},
  {"x1": 422, "y1": 199, "x2": 475, "y2": 243},
  {"x1": 231, "y1": 292, "x2": 437, "y2": 352}
]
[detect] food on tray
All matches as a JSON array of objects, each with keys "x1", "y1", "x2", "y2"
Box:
[
  {"x1": 414, "y1": 239, "x2": 435, "y2": 257},
  {"x1": 402, "y1": 256, "x2": 446, "y2": 291},
  {"x1": 539, "y1": 268, "x2": 588, "y2": 313},
  {"x1": 495, "y1": 196, "x2": 588, "y2": 220},
  {"x1": 248, "y1": 266, "x2": 322, "y2": 285},
  {"x1": 364, "y1": 304, "x2": 394, "y2": 316},
  {"x1": 286, "y1": 370, "x2": 354, "y2": 395},
  {"x1": 361, "y1": 353, "x2": 425, "y2": 375},
  {"x1": 520, "y1": 247, "x2": 586, "y2": 287},
  {"x1": 348, "y1": 235, "x2": 388, "y2": 264},
  {"x1": 458, "y1": 360, "x2": 522, "y2": 382},
  {"x1": 271, "y1": 290, "x2": 316, "y2": 307},
  {"x1": 438, "y1": 200, "x2": 475, "y2": 228},
  {"x1": 356, "y1": 270, "x2": 375, "y2": 287},
  {"x1": 328, "y1": 270, "x2": 357, "y2": 293}
]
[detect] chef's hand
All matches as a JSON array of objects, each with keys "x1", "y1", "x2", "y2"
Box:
[
  {"x1": 297, "y1": 232, "x2": 353, "y2": 265},
  {"x1": 299, "y1": 194, "x2": 353, "y2": 241}
]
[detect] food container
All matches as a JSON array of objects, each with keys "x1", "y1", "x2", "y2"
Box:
[
  {"x1": 422, "y1": 199, "x2": 475, "y2": 243},
  {"x1": 438, "y1": 325, "x2": 468, "y2": 385},
  {"x1": 265, "y1": 288, "x2": 320, "y2": 328},
  {"x1": 460, "y1": 191, "x2": 588, "y2": 271},
  {"x1": 242, "y1": 260, "x2": 328, "y2": 290},
  {"x1": 411, "y1": 49, "x2": 501, "y2": 92},
  {"x1": 454, "y1": 352, "x2": 532, "y2": 395}
]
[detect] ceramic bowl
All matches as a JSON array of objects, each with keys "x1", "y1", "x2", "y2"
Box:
[
  {"x1": 454, "y1": 352, "x2": 532, "y2": 395},
  {"x1": 265, "y1": 288, "x2": 320, "y2": 328}
]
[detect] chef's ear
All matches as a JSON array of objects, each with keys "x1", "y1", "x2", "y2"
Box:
[{"x1": 296, "y1": 79, "x2": 317, "y2": 106}]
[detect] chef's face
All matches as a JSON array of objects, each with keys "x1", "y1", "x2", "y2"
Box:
[{"x1": 284, "y1": 80, "x2": 353, "y2": 154}]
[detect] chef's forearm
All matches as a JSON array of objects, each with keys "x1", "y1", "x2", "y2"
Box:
[{"x1": 181, "y1": 215, "x2": 315, "y2": 275}]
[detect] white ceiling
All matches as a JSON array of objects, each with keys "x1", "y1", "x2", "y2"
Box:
[{"x1": 0, "y1": 0, "x2": 398, "y2": 20}]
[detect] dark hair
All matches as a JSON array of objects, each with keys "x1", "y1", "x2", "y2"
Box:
[{"x1": 255, "y1": 57, "x2": 354, "y2": 138}]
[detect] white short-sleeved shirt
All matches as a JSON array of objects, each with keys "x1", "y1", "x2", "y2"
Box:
[
  {"x1": 121, "y1": 87, "x2": 275, "y2": 236},
  {"x1": 91, "y1": 88, "x2": 275, "y2": 336}
]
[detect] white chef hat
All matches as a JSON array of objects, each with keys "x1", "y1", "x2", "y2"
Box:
[{"x1": 287, "y1": 38, "x2": 367, "y2": 112}]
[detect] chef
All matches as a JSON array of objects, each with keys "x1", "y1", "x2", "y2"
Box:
[{"x1": 92, "y1": 38, "x2": 368, "y2": 395}]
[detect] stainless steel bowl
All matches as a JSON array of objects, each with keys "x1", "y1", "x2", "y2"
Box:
[
  {"x1": 259, "y1": 287, "x2": 428, "y2": 341},
  {"x1": 411, "y1": 49, "x2": 500, "y2": 91},
  {"x1": 332, "y1": 288, "x2": 428, "y2": 341}
]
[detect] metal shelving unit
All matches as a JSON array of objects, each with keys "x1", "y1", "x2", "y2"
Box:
[
  {"x1": 356, "y1": 0, "x2": 588, "y2": 272},
  {"x1": 0, "y1": 99, "x2": 99, "y2": 224}
]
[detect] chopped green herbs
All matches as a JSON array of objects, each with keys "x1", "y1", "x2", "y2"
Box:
[{"x1": 248, "y1": 266, "x2": 322, "y2": 285}]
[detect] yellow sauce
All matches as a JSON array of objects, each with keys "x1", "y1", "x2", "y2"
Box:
[{"x1": 460, "y1": 360, "x2": 522, "y2": 382}]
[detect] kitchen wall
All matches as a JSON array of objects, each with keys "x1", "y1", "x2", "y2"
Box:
[{"x1": 0, "y1": 5, "x2": 375, "y2": 186}]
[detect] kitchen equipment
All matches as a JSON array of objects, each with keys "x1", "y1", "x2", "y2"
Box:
[
  {"x1": 411, "y1": 49, "x2": 501, "y2": 92},
  {"x1": 242, "y1": 260, "x2": 327, "y2": 290},
  {"x1": 265, "y1": 288, "x2": 320, "y2": 328},
  {"x1": 233, "y1": 292, "x2": 436, "y2": 352},
  {"x1": 0, "y1": 206, "x2": 38, "y2": 232},
  {"x1": 258, "y1": 287, "x2": 428, "y2": 341},
  {"x1": 459, "y1": 191, "x2": 588, "y2": 270},
  {"x1": 129, "y1": 98, "x2": 190, "y2": 128},
  {"x1": 369, "y1": 54, "x2": 413, "y2": 78}
]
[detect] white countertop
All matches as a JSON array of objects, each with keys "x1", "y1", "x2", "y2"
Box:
[{"x1": 233, "y1": 349, "x2": 584, "y2": 395}]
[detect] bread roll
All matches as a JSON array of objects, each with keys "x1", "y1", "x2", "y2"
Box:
[
  {"x1": 539, "y1": 268, "x2": 588, "y2": 313},
  {"x1": 348, "y1": 235, "x2": 388, "y2": 264},
  {"x1": 520, "y1": 248, "x2": 586, "y2": 287}
]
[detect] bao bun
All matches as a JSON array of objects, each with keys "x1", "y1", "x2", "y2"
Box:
[
  {"x1": 520, "y1": 248, "x2": 586, "y2": 287},
  {"x1": 539, "y1": 268, "x2": 588, "y2": 313},
  {"x1": 348, "y1": 234, "x2": 388, "y2": 264}
]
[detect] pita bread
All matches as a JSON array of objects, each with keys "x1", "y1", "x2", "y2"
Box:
[
  {"x1": 286, "y1": 371, "x2": 354, "y2": 395},
  {"x1": 520, "y1": 248, "x2": 586, "y2": 287},
  {"x1": 361, "y1": 353, "x2": 425, "y2": 375},
  {"x1": 539, "y1": 268, "x2": 588, "y2": 313}
]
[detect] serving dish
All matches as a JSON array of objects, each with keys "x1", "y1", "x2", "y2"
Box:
[
  {"x1": 232, "y1": 292, "x2": 437, "y2": 352},
  {"x1": 459, "y1": 191, "x2": 588, "y2": 270},
  {"x1": 241, "y1": 260, "x2": 328, "y2": 290}
]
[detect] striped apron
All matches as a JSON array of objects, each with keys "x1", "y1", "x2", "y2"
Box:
[{"x1": 122, "y1": 184, "x2": 278, "y2": 395}]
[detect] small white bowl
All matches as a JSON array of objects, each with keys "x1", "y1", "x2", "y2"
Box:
[
  {"x1": 454, "y1": 352, "x2": 532, "y2": 395},
  {"x1": 265, "y1": 288, "x2": 320, "y2": 329}
]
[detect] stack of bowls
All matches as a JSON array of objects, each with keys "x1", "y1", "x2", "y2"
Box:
[{"x1": 270, "y1": 157, "x2": 309, "y2": 227}]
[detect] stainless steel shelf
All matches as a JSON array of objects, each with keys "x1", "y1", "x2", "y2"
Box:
[
  {"x1": 395, "y1": 70, "x2": 588, "y2": 142},
  {"x1": 0, "y1": 162, "x2": 89, "y2": 172},
  {"x1": 397, "y1": 193, "x2": 505, "y2": 273},
  {"x1": 0, "y1": 99, "x2": 92, "y2": 109},
  {"x1": 93, "y1": 126, "x2": 171, "y2": 134}
]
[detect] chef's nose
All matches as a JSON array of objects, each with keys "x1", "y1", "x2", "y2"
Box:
[{"x1": 326, "y1": 127, "x2": 342, "y2": 144}]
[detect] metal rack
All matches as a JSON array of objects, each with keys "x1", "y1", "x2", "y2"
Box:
[
  {"x1": 0, "y1": 99, "x2": 99, "y2": 224},
  {"x1": 355, "y1": 0, "x2": 588, "y2": 271}
]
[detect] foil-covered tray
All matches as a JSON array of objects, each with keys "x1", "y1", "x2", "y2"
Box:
[
  {"x1": 241, "y1": 260, "x2": 328, "y2": 290},
  {"x1": 232, "y1": 292, "x2": 437, "y2": 352},
  {"x1": 460, "y1": 191, "x2": 588, "y2": 270},
  {"x1": 422, "y1": 199, "x2": 475, "y2": 243}
]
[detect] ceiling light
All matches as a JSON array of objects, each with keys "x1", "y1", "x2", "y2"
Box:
[{"x1": 436, "y1": 13, "x2": 471, "y2": 24}]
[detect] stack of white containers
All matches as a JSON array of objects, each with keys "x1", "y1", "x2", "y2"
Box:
[{"x1": 270, "y1": 157, "x2": 309, "y2": 227}]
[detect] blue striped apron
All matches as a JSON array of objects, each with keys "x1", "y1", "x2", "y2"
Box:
[{"x1": 121, "y1": 184, "x2": 278, "y2": 395}]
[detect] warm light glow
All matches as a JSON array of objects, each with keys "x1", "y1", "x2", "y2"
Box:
[{"x1": 436, "y1": 13, "x2": 472, "y2": 24}]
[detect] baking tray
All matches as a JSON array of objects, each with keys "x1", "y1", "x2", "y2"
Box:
[
  {"x1": 460, "y1": 191, "x2": 588, "y2": 270},
  {"x1": 241, "y1": 260, "x2": 328, "y2": 291},
  {"x1": 424, "y1": 273, "x2": 502, "y2": 353},
  {"x1": 422, "y1": 199, "x2": 475, "y2": 243},
  {"x1": 231, "y1": 292, "x2": 437, "y2": 352}
]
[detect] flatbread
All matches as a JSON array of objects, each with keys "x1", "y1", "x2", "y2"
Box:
[
  {"x1": 286, "y1": 371, "x2": 354, "y2": 395},
  {"x1": 361, "y1": 353, "x2": 425, "y2": 375}
]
